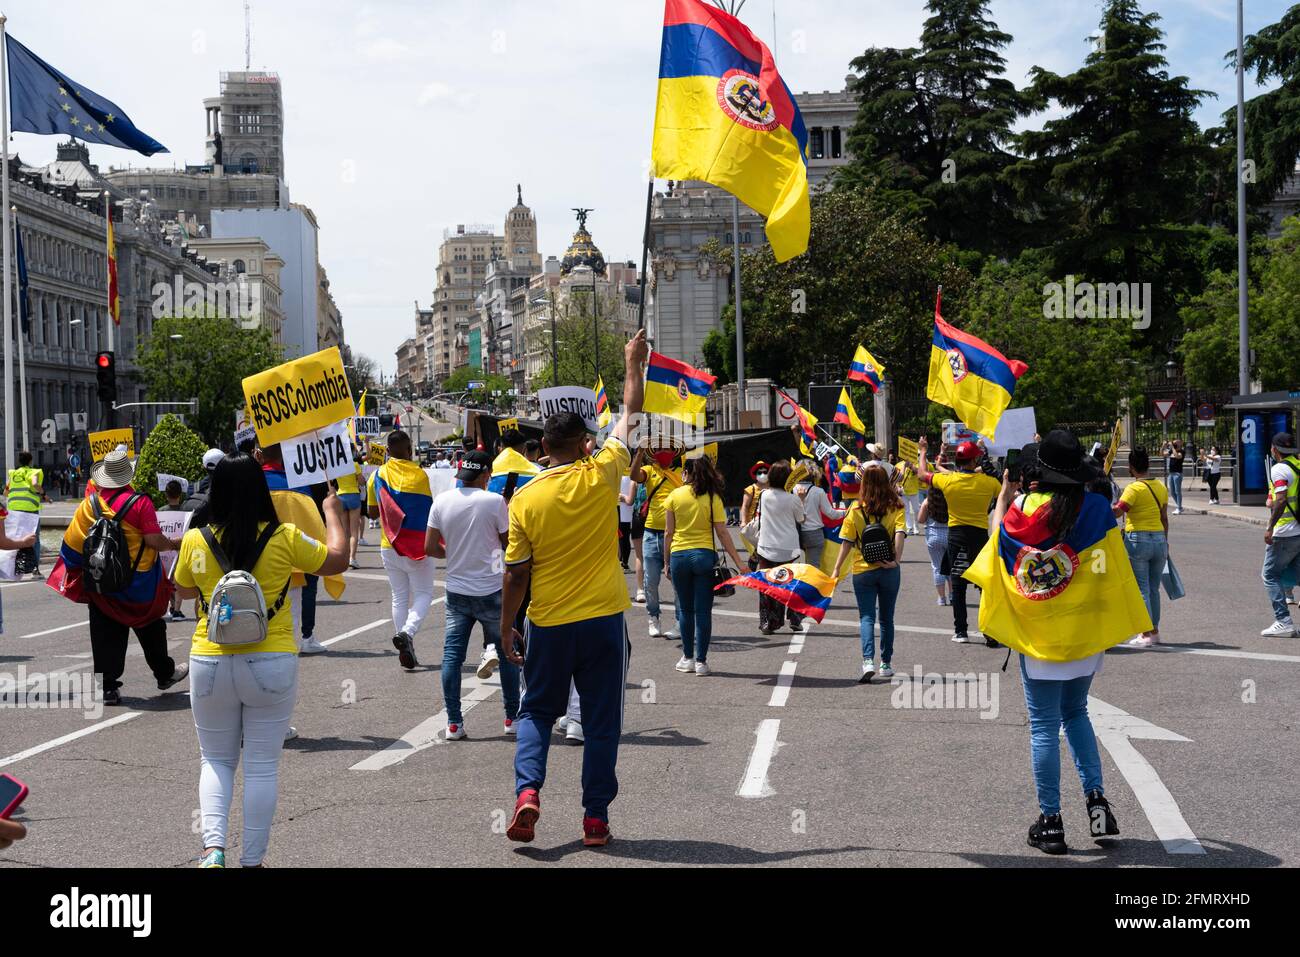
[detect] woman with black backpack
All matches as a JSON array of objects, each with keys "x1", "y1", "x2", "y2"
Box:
[
  {"x1": 172, "y1": 454, "x2": 349, "y2": 869},
  {"x1": 832, "y1": 466, "x2": 907, "y2": 683}
]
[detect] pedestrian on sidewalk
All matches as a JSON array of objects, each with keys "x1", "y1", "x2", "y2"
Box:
[
  {"x1": 368, "y1": 430, "x2": 435, "y2": 670},
  {"x1": 1261, "y1": 433, "x2": 1300, "y2": 637},
  {"x1": 501, "y1": 329, "x2": 647, "y2": 848},
  {"x1": 916, "y1": 437, "x2": 1000, "y2": 647},
  {"x1": 1166, "y1": 440, "x2": 1185, "y2": 514},
  {"x1": 753, "y1": 460, "x2": 807, "y2": 635},
  {"x1": 1205, "y1": 447, "x2": 1223, "y2": 504},
  {"x1": 173, "y1": 453, "x2": 349, "y2": 868},
  {"x1": 832, "y1": 466, "x2": 907, "y2": 683},
  {"x1": 664, "y1": 456, "x2": 746, "y2": 675},
  {"x1": 630, "y1": 444, "x2": 682, "y2": 639},
  {"x1": 425, "y1": 450, "x2": 521, "y2": 739},
  {"x1": 4, "y1": 450, "x2": 45, "y2": 578},
  {"x1": 47, "y1": 450, "x2": 188, "y2": 706},
  {"x1": 1114, "y1": 448, "x2": 1169, "y2": 647}
]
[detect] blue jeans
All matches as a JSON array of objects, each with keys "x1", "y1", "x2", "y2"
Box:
[
  {"x1": 852, "y1": 565, "x2": 900, "y2": 663},
  {"x1": 642, "y1": 529, "x2": 666, "y2": 620},
  {"x1": 1124, "y1": 531, "x2": 1167, "y2": 631},
  {"x1": 1019, "y1": 656, "x2": 1103, "y2": 816},
  {"x1": 1263, "y1": 535, "x2": 1300, "y2": 623},
  {"x1": 669, "y1": 548, "x2": 716, "y2": 661},
  {"x1": 1168, "y1": 472, "x2": 1183, "y2": 510},
  {"x1": 442, "y1": 590, "x2": 520, "y2": 725},
  {"x1": 515, "y1": 612, "x2": 628, "y2": 821}
]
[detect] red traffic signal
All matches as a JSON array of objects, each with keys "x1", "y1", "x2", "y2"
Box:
[
  {"x1": 97, "y1": 354, "x2": 112, "y2": 369},
  {"x1": 95, "y1": 351, "x2": 117, "y2": 402}
]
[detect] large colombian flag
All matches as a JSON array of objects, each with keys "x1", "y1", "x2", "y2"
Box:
[
  {"x1": 651, "y1": 0, "x2": 811, "y2": 262},
  {"x1": 371, "y1": 458, "x2": 433, "y2": 561},
  {"x1": 644, "y1": 351, "x2": 716, "y2": 426},
  {"x1": 717, "y1": 562, "x2": 835, "y2": 623},
  {"x1": 927, "y1": 292, "x2": 1027, "y2": 438},
  {"x1": 963, "y1": 492, "x2": 1152, "y2": 661}
]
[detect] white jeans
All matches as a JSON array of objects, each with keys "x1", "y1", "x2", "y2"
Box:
[
  {"x1": 189, "y1": 653, "x2": 298, "y2": 867},
  {"x1": 381, "y1": 549, "x2": 436, "y2": 638}
]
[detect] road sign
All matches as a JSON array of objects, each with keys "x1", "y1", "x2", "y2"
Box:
[
  {"x1": 468, "y1": 381, "x2": 485, "y2": 391},
  {"x1": 1153, "y1": 399, "x2": 1176, "y2": 421},
  {"x1": 1196, "y1": 402, "x2": 1215, "y2": 426}
]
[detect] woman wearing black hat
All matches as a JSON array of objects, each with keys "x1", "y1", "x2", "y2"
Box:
[{"x1": 989, "y1": 431, "x2": 1121, "y2": 855}]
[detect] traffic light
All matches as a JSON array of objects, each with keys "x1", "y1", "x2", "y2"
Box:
[{"x1": 95, "y1": 351, "x2": 116, "y2": 402}]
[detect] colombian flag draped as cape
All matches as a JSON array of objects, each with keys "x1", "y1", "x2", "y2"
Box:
[
  {"x1": 651, "y1": 0, "x2": 810, "y2": 262},
  {"x1": 963, "y1": 493, "x2": 1152, "y2": 662},
  {"x1": 371, "y1": 458, "x2": 433, "y2": 561},
  {"x1": 264, "y1": 468, "x2": 347, "y2": 599}
]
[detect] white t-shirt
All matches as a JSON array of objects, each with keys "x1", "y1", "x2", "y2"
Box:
[
  {"x1": 1207, "y1": 454, "x2": 1222, "y2": 475},
  {"x1": 427, "y1": 486, "x2": 510, "y2": 596},
  {"x1": 1270, "y1": 459, "x2": 1300, "y2": 538},
  {"x1": 755, "y1": 489, "x2": 805, "y2": 561},
  {"x1": 432, "y1": 460, "x2": 453, "y2": 470},
  {"x1": 1023, "y1": 651, "x2": 1105, "y2": 681},
  {"x1": 795, "y1": 485, "x2": 840, "y2": 532},
  {"x1": 619, "y1": 476, "x2": 634, "y2": 524}
]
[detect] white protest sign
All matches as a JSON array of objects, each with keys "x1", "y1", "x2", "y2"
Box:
[
  {"x1": 356, "y1": 416, "x2": 381, "y2": 437},
  {"x1": 426, "y1": 468, "x2": 458, "y2": 499},
  {"x1": 234, "y1": 425, "x2": 258, "y2": 449},
  {"x1": 987, "y1": 407, "x2": 1038, "y2": 457},
  {"x1": 156, "y1": 473, "x2": 191, "y2": 495},
  {"x1": 282, "y1": 419, "x2": 354, "y2": 488},
  {"x1": 537, "y1": 386, "x2": 601, "y2": 433},
  {"x1": 0, "y1": 511, "x2": 39, "y2": 580},
  {"x1": 155, "y1": 510, "x2": 193, "y2": 577}
]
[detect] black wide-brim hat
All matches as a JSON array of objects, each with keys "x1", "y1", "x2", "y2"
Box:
[{"x1": 1035, "y1": 430, "x2": 1099, "y2": 485}]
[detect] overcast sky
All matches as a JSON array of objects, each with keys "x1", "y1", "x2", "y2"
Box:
[{"x1": 7, "y1": 0, "x2": 1284, "y2": 375}]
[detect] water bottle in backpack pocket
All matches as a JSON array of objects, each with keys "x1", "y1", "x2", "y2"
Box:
[{"x1": 198, "y1": 524, "x2": 289, "y2": 646}]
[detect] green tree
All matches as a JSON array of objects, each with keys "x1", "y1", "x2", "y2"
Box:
[
  {"x1": 530, "y1": 287, "x2": 629, "y2": 400},
  {"x1": 134, "y1": 413, "x2": 207, "y2": 507},
  {"x1": 137, "y1": 315, "x2": 283, "y2": 447},
  {"x1": 838, "y1": 0, "x2": 1029, "y2": 255},
  {"x1": 443, "y1": 366, "x2": 511, "y2": 396},
  {"x1": 347, "y1": 354, "x2": 380, "y2": 402}
]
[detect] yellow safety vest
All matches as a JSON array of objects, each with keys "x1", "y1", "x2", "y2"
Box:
[
  {"x1": 1278, "y1": 455, "x2": 1300, "y2": 532},
  {"x1": 6, "y1": 467, "x2": 43, "y2": 513}
]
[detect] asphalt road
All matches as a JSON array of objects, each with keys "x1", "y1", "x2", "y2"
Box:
[{"x1": 1, "y1": 507, "x2": 1296, "y2": 868}]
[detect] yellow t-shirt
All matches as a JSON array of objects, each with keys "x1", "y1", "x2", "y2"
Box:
[
  {"x1": 839, "y1": 505, "x2": 907, "y2": 574},
  {"x1": 665, "y1": 485, "x2": 725, "y2": 553},
  {"x1": 932, "y1": 470, "x2": 999, "y2": 529},
  {"x1": 335, "y1": 462, "x2": 361, "y2": 496},
  {"x1": 1120, "y1": 479, "x2": 1168, "y2": 532},
  {"x1": 641, "y1": 462, "x2": 682, "y2": 532},
  {"x1": 901, "y1": 467, "x2": 919, "y2": 496},
  {"x1": 175, "y1": 522, "x2": 328, "y2": 656},
  {"x1": 505, "y1": 438, "x2": 632, "y2": 627}
]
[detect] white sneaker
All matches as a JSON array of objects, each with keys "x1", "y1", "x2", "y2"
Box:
[
  {"x1": 859, "y1": 659, "x2": 876, "y2": 683},
  {"x1": 634, "y1": 590, "x2": 646, "y2": 604},
  {"x1": 1260, "y1": 620, "x2": 1298, "y2": 637},
  {"x1": 445, "y1": 723, "x2": 467, "y2": 741},
  {"x1": 565, "y1": 720, "x2": 584, "y2": 743},
  {"x1": 694, "y1": 660, "x2": 711, "y2": 676},
  {"x1": 648, "y1": 618, "x2": 662, "y2": 638},
  {"x1": 503, "y1": 718, "x2": 516, "y2": 736},
  {"x1": 936, "y1": 597, "x2": 946, "y2": 606},
  {"x1": 951, "y1": 633, "x2": 971, "y2": 644},
  {"x1": 878, "y1": 664, "x2": 895, "y2": 679},
  {"x1": 675, "y1": 655, "x2": 695, "y2": 672},
  {"x1": 556, "y1": 716, "x2": 570, "y2": 734},
  {"x1": 299, "y1": 637, "x2": 328, "y2": 655},
  {"x1": 1127, "y1": 634, "x2": 1155, "y2": 647},
  {"x1": 284, "y1": 726, "x2": 298, "y2": 741},
  {"x1": 477, "y1": 644, "x2": 500, "y2": 679}
]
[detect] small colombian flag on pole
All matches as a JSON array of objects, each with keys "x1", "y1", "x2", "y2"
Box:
[
  {"x1": 644, "y1": 352, "x2": 716, "y2": 426},
  {"x1": 847, "y1": 345, "x2": 885, "y2": 393},
  {"x1": 107, "y1": 205, "x2": 120, "y2": 326},
  {"x1": 927, "y1": 289, "x2": 1027, "y2": 438},
  {"x1": 594, "y1": 377, "x2": 612, "y2": 429},
  {"x1": 833, "y1": 386, "x2": 866, "y2": 436}
]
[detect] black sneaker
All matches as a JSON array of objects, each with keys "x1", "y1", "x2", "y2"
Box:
[
  {"x1": 1085, "y1": 790, "x2": 1120, "y2": 842},
  {"x1": 158, "y1": 660, "x2": 190, "y2": 691},
  {"x1": 102, "y1": 688, "x2": 123, "y2": 707},
  {"x1": 393, "y1": 632, "x2": 418, "y2": 670},
  {"x1": 1027, "y1": 813, "x2": 1068, "y2": 855}
]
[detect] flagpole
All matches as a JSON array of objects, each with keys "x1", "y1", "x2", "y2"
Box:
[
  {"x1": 636, "y1": 178, "x2": 652, "y2": 331},
  {"x1": 104, "y1": 190, "x2": 113, "y2": 353},
  {"x1": 732, "y1": 195, "x2": 746, "y2": 414},
  {"x1": 1, "y1": 14, "x2": 16, "y2": 474},
  {"x1": 11, "y1": 206, "x2": 29, "y2": 451}
]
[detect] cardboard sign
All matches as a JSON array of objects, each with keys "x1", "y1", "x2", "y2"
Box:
[
  {"x1": 897, "y1": 436, "x2": 920, "y2": 465},
  {"x1": 498, "y1": 417, "x2": 519, "y2": 433},
  {"x1": 367, "y1": 441, "x2": 388, "y2": 466},
  {"x1": 987, "y1": 407, "x2": 1038, "y2": 457},
  {"x1": 355, "y1": 416, "x2": 381, "y2": 437},
  {"x1": 88, "y1": 428, "x2": 135, "y2": 462},
  {"x1": 156, "y1": 473, "x2": 191, "y2": 496},
  {"x1": 1104, "y1": 418, "x2": 1123, "y2": 474},
  {"x1": 155, "y1": 510, "x2": 193, "y2": 577},
  {"x1": 282, "y1": 419, "x2": 355, "y2": 488},
  {"x1": 537, "y1": 387, "x2": 601, "y2": 433},
  {"x1": 941, "y1": 420, "x2": 980, "y2": 448},
  {"x1": 241, "y1": 346, "x2": 355, "y2": 447}
]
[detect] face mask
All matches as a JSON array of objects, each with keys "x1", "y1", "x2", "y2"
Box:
[
  {"x1": 652, "y1": 452, "x2": 676, "y2": 469},
  {"x1": 794, "y1": 482, "x2": 811, "y2": 494},
  {"x1": 755, "y1": 473, "x2": 769, "y2": 485}
]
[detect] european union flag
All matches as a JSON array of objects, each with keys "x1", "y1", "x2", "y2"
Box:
[{"x1": 6, "y1": 34, "x2": 167, "y2": 156}]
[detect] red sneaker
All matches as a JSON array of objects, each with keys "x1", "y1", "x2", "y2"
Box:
[
  {"x1": 507, "y1": 789, "x2": 540, "y2": 843},
  {"x1": 582, "y1": 816, "x2": 611, "y2": 847}
]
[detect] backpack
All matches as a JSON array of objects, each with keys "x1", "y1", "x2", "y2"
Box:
[
  {"x1": 852, "y1": 504, "x2": 895, "y2": 565},
  {"x1": 198, "y1": 523, "x2": 288, "y2": 646},
  {"x1": 83, "y1": 492, "x2": 147, "y2": 595}
]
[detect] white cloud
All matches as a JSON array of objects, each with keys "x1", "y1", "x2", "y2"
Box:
[
  {"x1": 361, "y1": 37, "x2": 412, "y2": 61},
  {"x1": 415, "y1": 81, "x2": 453, "y2": 106}
]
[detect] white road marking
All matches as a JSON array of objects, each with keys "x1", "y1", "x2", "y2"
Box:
[
  {"x1": 707, "y1": 606, "x2": 980, "y2": 638},
  {"x1": 349, "y1": 672, "x2": 502, "y2": 771},
  {"x1": 1089, "y1": 696, "x2": 1204, "y2": 855},
  {"x1": 1145, "y1": 645, "x2": 1300, "y2": 664},
  {"x1": 787, "y1": 632, "x2": 806, "y2": 654},
  {"x1": 768, "y1": 660, "x2": 797, "y2": 707},
  {"x1": 19, "y1": 621, "x2": 84, "y2": 639},
  {"x1": 321, "y1": 618, "x2": 391, "y2": 648},
  {"x1": 737, "y1": 718, "x2": 781, "y2": 798},
  {"x1": 0, "y1": 712, "x2": 142, "y2": 769}
]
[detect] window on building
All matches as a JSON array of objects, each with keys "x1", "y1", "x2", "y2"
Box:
[
  {"x1": 811, "y1": 127, "x2": 825, "y2": 160},
  {"x1": 831, "y1": 127, "x2": 842, "y2": 159},
  {"x1": 240, "y1": 154, "x2": 259, "y2": 174},
  {"x1": 743, "y1": 231, "x2": 752, "y2": 244},
  {"x1": 233, "y1": 259, "x2": 247, "y2": 274}
]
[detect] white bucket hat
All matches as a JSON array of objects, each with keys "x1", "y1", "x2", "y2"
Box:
[{"x1": 90, "y1": 450, "x2": 136, "y2": 490}]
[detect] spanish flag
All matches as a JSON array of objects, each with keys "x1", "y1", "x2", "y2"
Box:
[
  {"x1": 644, "y1": 351, "x2": 716, "y2": 426},
  {"x1": 847, "y1": 345, "x2": 885, "y2": 393},
  {"x1": 927, "y1": 291, "x2": 1026, "y2": 438},
  {"x1": 717, "y1": 562, "x2": 835, "y2": 623},
  {"x1": 963, "y1": 492, "x2": 1152, "y2": 661},
  {"x1": 833, "y1": 386, "x2": 866, "y2": 437},
  {"x1": 594, "y1": 377, "x2": 612, "y2": 429},
  {"x1": 107, "y1": 208, "x2": 120, "y2": 326},
  {"x1": 651, "y1": 0, "x2": 810, "y2": 262}
]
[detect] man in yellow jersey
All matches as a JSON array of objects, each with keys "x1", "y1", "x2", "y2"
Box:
[
  {"x1": 5, "y1": 450, "x2": 45, "y2": 578},
  {"x1": 501, "y1": 328, "x2": 647, "y2": 849},
  {"x1": 917, "y1": 436, "x2": 1000, "y2": 646}
]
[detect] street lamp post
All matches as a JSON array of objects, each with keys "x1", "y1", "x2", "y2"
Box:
[{"x1": 67, "y1": 317, "x2": 82, "y2": 463}]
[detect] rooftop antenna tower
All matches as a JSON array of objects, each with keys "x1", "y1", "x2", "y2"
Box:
[{"x1": 244, "y1": 1, "x2": 252, "y2": 70}]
